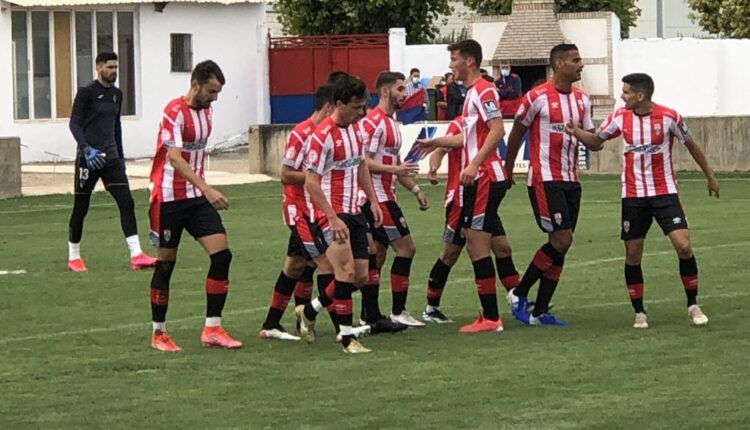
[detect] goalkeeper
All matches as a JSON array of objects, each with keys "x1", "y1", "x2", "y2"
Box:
[{"x1": 66, "y1": 51, "x2": 155, "y2": 272}]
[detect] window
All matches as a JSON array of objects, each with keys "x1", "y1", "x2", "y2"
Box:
[
  {"x1": 171, "y1": 34, "x2": 192, "y2": 72},
  {"x1": 11, "y1": 9, "x2": 136, "y2": 120}
]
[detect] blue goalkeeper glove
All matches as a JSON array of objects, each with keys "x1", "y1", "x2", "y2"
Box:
[{"x1": 83, "y1": 146, "x2": 107, "y2": 170}]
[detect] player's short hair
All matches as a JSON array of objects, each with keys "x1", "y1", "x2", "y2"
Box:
[
  {"x1": 622, "y1": 73, "x2": 655, "y2": 100},
  {"x1": 331, "y1": 75, "x2": 367, "y2": 105},
  {"x1": 444, "y1": 72, "x2": 454, "y2": 80},
  {"x1": 327, "y1": 71, "x2": 349, "y2": 83},
  {"x1": 95, "y1": 52, "x2": 117, "y2": 64},
  {"x1": 409, "y1": 68, "x2": 420, "y2": 75},
  {"x1": 549, "y1": 43, "x2": 579, "y2": 68},
  {"x1": 375, "y1": 71, "x2": 405, "y2": 90},
  {"x1": 191, "y1": 60, "x2": 226, "y2": 85},
  {"x1": 313, "y1": 83, "x2": 334, "y2": 111},
  {"x1": 447, "y1": 39, "x2": 483, "y2": 67}
]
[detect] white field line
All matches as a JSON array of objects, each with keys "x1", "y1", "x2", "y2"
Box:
[{"x1": 0, "y1": 270, "x2": 27, "y2": 275}]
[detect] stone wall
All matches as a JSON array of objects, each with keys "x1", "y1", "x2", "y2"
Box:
[{"x1": 0, "y1": 137, "x2": 21, "y2": 198}]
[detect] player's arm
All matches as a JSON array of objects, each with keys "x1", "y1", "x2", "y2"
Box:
[
  {"x1": 504, "y1": 120, "x2": 527, "y2": 182},
  {"x1": 397, "y1": 174, "x2": 429, "y2": 210},
  {"x1": 365, "y1": 154, "x2": 419, "y2": 177},
  {"x1": 417, "y1": 133, "x2": 463, "y2": 159},
  {"x1": 461, "y1": 117, "x2": 504, "y2": 185},
  {"x1": 69, "y1": 87, "x2": 90, "y2": 151},
  {"x1": 280, "y1": 165, "x2": 305, "y2": 185},
  {"x1": 428, "y1": 148, "x2": 448, "y2": 184},
  {"x1": 166, "y1": 147, "x2": 228, "y2": 209},
  {"x1": 358, "y1": 161, "x2": 383, "y2": 227},
  {"x1": 115, "y1": 90, "x2": 125, "y2": 170},
  {"x1": 679, "y1": 125, "x2": 719, "y2": 198},
  {"x1": 565, "y1": 122, "x2": 605, "y2": 151}
]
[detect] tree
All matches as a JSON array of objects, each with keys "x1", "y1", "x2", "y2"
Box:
[
  {"x1": 462, "y1": 0, "x2": 641, "y2": 37},
  {"x1": 687, "y1": 0, "x2": 750, "y2": 38},
  {"x1": 274, "y1": 0, "x2": 452, "y2": 44}
]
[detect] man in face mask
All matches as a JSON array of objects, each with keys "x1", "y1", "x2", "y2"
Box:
[
  {"x1": 403, "y1": 67, "x2": 428, "y2": 120},
  {"x1": 494, "y1": 64, "x2": 523, "y2": 118}
]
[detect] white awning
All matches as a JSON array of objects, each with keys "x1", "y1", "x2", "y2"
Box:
[{"x1": 7, "y1": 0, "x2": 266, "y2": 6}]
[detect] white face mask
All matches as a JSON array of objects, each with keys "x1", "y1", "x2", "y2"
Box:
[
  {"x1": 501, "y1": 69, "x2": 510, "y2": 77},
  {"x1": 456, "y1": 80, "x2": 463, "y2": 85},
  {"x1": 412, "y1": 76, "x2": 420, "y2": 84}
]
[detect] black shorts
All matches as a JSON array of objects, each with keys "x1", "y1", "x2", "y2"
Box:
[
  {"x1": 326, "y1": 213, "x2": 369, "y2": 260},
  {"x1": 460, "y1": 178, "x2": 508, "y2": 235},
  {"x1": 159, "y1": 196, "x2": 226, "y2": 248},
  {"x1": 74, "y1": 157, "x2": 129, "y2": 193},
  {"x1": 286, "y1": 216, "x2": 330, "y2": 260},
  {"x1": 528, "y1": 181, "x2": 582, "y2": 233},
  {"x1": 361, "y1": 200, "x2": 411, "y2": 247},
  {"x1": 621, "y1": 194, "x2": 688, "y2": 240}
]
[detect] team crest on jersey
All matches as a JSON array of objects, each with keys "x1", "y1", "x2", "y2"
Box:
[
  {"x1": 623, "y1": 220, "x2": 630, "y2": 233},
  {"x1": 161, "y1": 129, "x2": 171, "y2": 141},
  {"x1": 307, "y1": 149, "x2": 319, "y2": 164},
  {"x1": 163, "y1": 229, "x2": 171, "y2": 242},
  {"x1": 113, "y1": 95, "x2": 117, "y2": 103},
  {"x1": 654, "y1": 123, "x2": 662, "y2": 136},
  {"x1": 285, "y1": 146, "x2": 297, "y2": 160},
  {"x1": 554, "y1": 213, "x2": 563, "y2": 225}
]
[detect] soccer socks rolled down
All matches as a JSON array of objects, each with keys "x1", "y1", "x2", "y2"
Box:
[
  {"x1": 625, "y1": 263, "x2": 645, "y2": 313},
  {"x1": 262, "y1": 271, "x2": 297, "y2": 330},
  {"x1": 391, "y1": 256, "x2": 412, "y2": 315},
  {"x1": 294, "y1": 266, "x2": 316, "y2": 307},
  {"x1": 427, "y1": 258, "x2": 452, "y2": 308},
  {"x1": 361, "y1": 254, "x2": 383, "y2": 322},
  {"x1": 495, "y1": 256, "x2": 521, "y2": 292},
  {"x1": 333, "y1": 280, "x2": 356, "y2": 347},
  {"x1": 514, "y1": 243, "x2": 560, "y2": 298},
  {"x1": 679, "y1": 256, "x2": 699, "y2": 307},
  {"x1": 205, "y1": 249, "x2": 232, "y2": 325},
  {"x1": 533, "y1": 255, "x2": 565, "y2": 317},
  {"x1": 68, "y1": 241, "x2": 81, "y2": 261},
  {"x1": 150, "y1": 260, "x2": 176, "y2": 328},
  {"x1": 472, "y1": 257, "x2": 499, "y2": 320},
  {"x1": 125, "y1": 235, "x2": 143, "y2": 258}
]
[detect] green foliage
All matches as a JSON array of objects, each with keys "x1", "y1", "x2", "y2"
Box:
[
  {"x1": 274, "y1": 0, "x2": 452, "y2": 44},
  {"x1": 462, "y1": 0, "x2": 641, "y2": 37},
  {"x1": 687, "y1": 0, "x2": 750, "y2": 38}
]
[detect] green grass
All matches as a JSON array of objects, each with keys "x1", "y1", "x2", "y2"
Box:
[{"x1": 1, "y1": 173, "x2": 749, "y2": 429}]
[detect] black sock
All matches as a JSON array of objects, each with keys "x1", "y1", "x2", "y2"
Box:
[
  {"x1": 515, "y1": 243, "x2": 560, "y2": 298},
  {"x1": 495, "y1": 255, "x2": 521, "y2": 292},
  {"x1": 532, "y1": 254, "x2": 565, "y2": 317},
  {"x1": 473, "y1": 257, "x2": 498, "y2": 320},
  {"x1": 205, "y1": 250, "x2": 232, "y2": 319},
  {"x1": 679, "y1": 256, "x2": 699, "y2": 307},
  {"x1": 334, "y1": 280, "x2": 355, "y2": 347},
  {"x1": 150, "y1": 260, "x2": 175, "y2": 324},
  {"x1": 390, "y1": 256, "x2": 412, "y2": 315},
  {"x1": 294, "y1": 265, "x2": 316, "y2": 307},
  {"x1": 427, "y1": 258, "x2": 452, "y2": 307},
  {"x1": 625, "y1": 263, "x2": 645, "y2": 313},
  {"x1": 263, "y1": 271, "x2": 297, "y2": 330},
  {"x1": 361, "y1": 284, "x2": 382, "y2": 323}
]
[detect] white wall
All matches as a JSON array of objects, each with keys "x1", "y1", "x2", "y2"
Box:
[
  {"x1": 0, "y1": 2, "x2": 268, "y2": 162},
  {"x1": 615, "y1": 38, "x2": 750, "y2": 116},
  {"x1": 403, "y1": 44, "x2": 450, "y2": 79},
  {"x1": 472, "y1": 21, "x2": 507, "y2": 67}
]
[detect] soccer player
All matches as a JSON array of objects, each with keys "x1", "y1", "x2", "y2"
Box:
[
  {"x1": 504, "y1": 43, "x2": 598, "y2": 327},
  {"x1": 297, "y1": 75, "x2": 383, "y2": 353},
  {"x1": 420, "y1": 116, "x2": 522, "y2": 323},
  {"x1": 259, "y1": 84, "x2": 336, "y2": 341},
  {"x1": 67, "y1": 51, "x2": 156, "y2": 272},
  {"x1": 565, "y1": 73, "x2": 717, "y2": 328},
  {"x1": 422, "y1": 40, "x2": 509, "y2": 333},
  {"x1": 359, "y1": 71, "x2": 428, "y2": 328},
  {"x1": 147, "y1": 60, "x2": 242, "y2": 352}
]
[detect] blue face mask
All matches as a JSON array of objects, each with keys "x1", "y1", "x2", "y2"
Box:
[{"x1": 501, "y1": 69, "x2": 511, "y2": 77}]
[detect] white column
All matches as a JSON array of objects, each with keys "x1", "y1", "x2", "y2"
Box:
[{"x1": 389, "y1": 27, "x2": 406, "y2": 74}]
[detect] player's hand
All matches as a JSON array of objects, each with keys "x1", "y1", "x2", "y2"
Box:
[
  {"x1": 329, "y1": 215, "x2": 349, "y2": 244},
  {"x1": 707, "y1": 175, "x2": 720, "y2": 198},
  {"x1": 506, "y1": 175, "x2": 516, "y2": 189},
  {"x1": 460, "y1": 163, "x2": 479, "y2": 186},
  {"x1": 394, "y1": 162, "x2": 420, "y2": 177},
  {"x1": 416, "y1": 191, "x2": 429, "y2": 211},
  {"x1": 205, "y1": 187, "x2": 229, "y2": 210},
  {"x1": 371, "y1": 202, "x2": 383, "y2": 228},
  {"x1": 83, "y1": 146, "x2": 107, "y2": 170},
  {"x1": 417, "y1": 139, "x2": 438, "y2": 158},
  {"x1": 428, "y1": 166, "x2": 439, "y2": 185},
  {"x1": 564, "y1": 120, "x2": 577, "y2": 136}
]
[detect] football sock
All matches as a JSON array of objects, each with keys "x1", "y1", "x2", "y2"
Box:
[
  {"x1": 473, "y1": 257, "x2": 499, "y2": 320},
  {"x1": 625, "y1": 263, "x2": 645, "y2": 313},
  {"x1": 334, "y1": 280, "x2": 355, "y2": 347},
  {"x1": 108, "y1": 184, "x2": 138, "y2": 238},
  {"x1": 496, "y1": 256, "x2": 521, "y2": 292},
  {"x1": 515, "y1": 243, "x2": 560, "y2": 298},
  {"x1": 68, "y1": 241, "x2": 81, "y2": 261},
  {"x1": 361, "y1": 254, "x2": 383, "y2": 322},
  {"x1": 262, "y1": 271, "x2": 296, "y2": 330},
  {"x1": 294, "y1": 265, "x2": 316, "y2": 306},
  {"x1": 391, "y1": 256, "x2": 412, "y2": 315},
  {"x1": 205, "y1": 249, "x2": 231, "y2": 322},
  {"x1": 679, "y1": 255, "x2": 699, "y2": 307},
  {"x1": 68, "y1": 192, "x2": 92, "y2": 244},
  {"x1": 532, "y1": 254, "x2": 565, "y2": 317},
  {"x1": 150, "y1": 260, "x2": 175, "y2": 328},
  {"x1": 427, "y1": 258, "x2": 452, "y2": 308},
  {"x1": 305, "y1": 274, "x2": 334, "y2": 323},
  {"x1": 125, "y1": 235, "x2": 143, "y2": 258}
]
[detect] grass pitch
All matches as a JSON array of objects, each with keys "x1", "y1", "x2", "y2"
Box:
[{"x1": 1, "y1": 173, "x2": 749, "y2": 429}]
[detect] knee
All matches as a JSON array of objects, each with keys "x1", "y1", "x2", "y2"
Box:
[
  {"x1": 441, "y1": 247, "x2": 461, "y2": 267},
  {"x1": 284, "y1": 258, "x2": 307, "y2": 278},
  {"x1": 492, "y1": 241, "x2": 512, "y2": 259},
  {"x1": 551, "y1": 234, "x2": 573, "y2": 254},
  {"x1": 675, "y1": 242, "x2": 692, "y2": 259},
  {"x1": 401, "y1": 242, "x2": 416, "y2": 259},
  {"x1": 340, "y1": 262, "x2": 356, "y2": 284}
]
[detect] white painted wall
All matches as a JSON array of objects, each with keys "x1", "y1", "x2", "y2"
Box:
[
  {"x1": 0, "y1": 2, "x2": 269, "y2": 162},
  {"x1": 403, "y1": 44, "x2": 450, "y2": 79},
  {"x1": 472, "y1": 21, "x2": 507, "y2": 67},
  {"x1": 559, "y1": 18, "x2": 608, "y2": 57},
  {"x1": 630, "y1": 0, "x2": 711, "y2": 39}
]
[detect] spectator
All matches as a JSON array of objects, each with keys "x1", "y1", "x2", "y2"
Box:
[
  {"x1": 495, "y1": 64, "x2": 523, "y2": 118},
  {"x1": 445, "y1": 73, "x2": 466, "y2": 120},
  {"x1": 436, "y1": 72, "x2": 453, "y2": 120}
]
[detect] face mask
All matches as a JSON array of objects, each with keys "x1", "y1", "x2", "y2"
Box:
[
  {"x1": 501, "y1": 69, "x2": 510, "y2": 77},
  {"x1": 456, "y1": 80, "x2": 463, "y2": 85},
  {"x1": 412, "y1": 76, "x2": 420, "y2": 84}
]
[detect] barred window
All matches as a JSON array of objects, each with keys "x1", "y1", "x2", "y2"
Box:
[{"x1": 170, "y1": 34, "x2": 193, "y2": 73}]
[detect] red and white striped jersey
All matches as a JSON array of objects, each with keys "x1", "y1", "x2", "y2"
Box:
[
  {"x1": 281, "y1": 117, "x2": 315, "y2": 225},
  {"x1": 461, "y1": 78, "x2": 506, "y2": 183},
  {"x1": 306, "y1": 116, "x2": 365, "y2": 215},
  {"x1": 360, "y1": 107, "x2": 402, "y2": 203},
  {"x1": 444, "y1": 116, "x2": 464, "y2": 207},
  {"x1": 515, "y1": 81, "x2": 593, "y2": 185},
  {"x1": 597, "y1": 103, "x2": 690, "y2": 198},
  {"x1": 150, "y1": 97, "x2": 213, "y2": 203}
]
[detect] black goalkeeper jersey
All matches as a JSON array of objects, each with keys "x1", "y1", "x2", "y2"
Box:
[{"x1": 69, "y1": 80, "x2": 123, "y2": 160}]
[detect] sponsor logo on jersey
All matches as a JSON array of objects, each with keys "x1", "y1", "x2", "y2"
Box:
[
  {"x1": 482, "y1": 101, "x2": 501, "y2": 119},
  {"x1": 550, "y1": 123, "x2": 566, "y2": 133},
  {"x1": 625, "y1": 144, "x2": 663, "y2": 154},
  {"x1": 331, "y1": 156, "x2": 362, "y2": 170}
]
